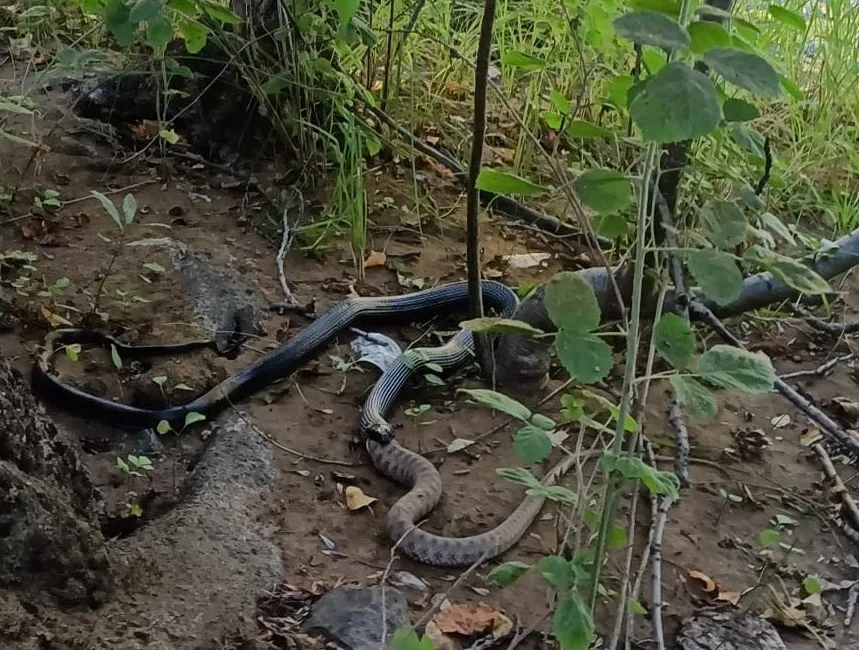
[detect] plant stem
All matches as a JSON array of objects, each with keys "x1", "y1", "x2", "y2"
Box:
[
  {"x1": 465, "y1": 0, "x2": 496, "y2": 364},
  {"x1": 589, "y1": 142, "x2": 658, "y2": 611}
]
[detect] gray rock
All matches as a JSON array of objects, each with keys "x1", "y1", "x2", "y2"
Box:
[
  {"x1": 305, "y1": 586, "x2": 410, "y2": 650},
  {"x1": 677, "y1": 610, "x2": 787, "y2": 650}
]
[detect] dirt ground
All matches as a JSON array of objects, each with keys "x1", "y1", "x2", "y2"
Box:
[{"x1": 2, "y1": 61, "x2": 859, "y2": 650}]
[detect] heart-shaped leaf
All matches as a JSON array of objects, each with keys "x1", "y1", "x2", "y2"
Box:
[
  {"x1": 669, "y1": 374, "x2": 718, "y2": 418},
  {"x1": 703, "y1": 48, "x2": 781, "y2": 97},
  {"x1": 654, "y1": 313, "x2": 695, "y2": 369},
  {"x1": 687, "y1": 249, "x2": 743, "y2": 305},
  {"x1": 698, "y1": 345, "x2": 775, "y2": 393},
  {"x1": 699, "y1": 198, "x2": 747, "y2": 248},
  {"x1": 613, "y1": 10, "x2": 690, "y2": 49},
  {"x1": 574, "y1": 169, "x2": 631, "y2": 215}
]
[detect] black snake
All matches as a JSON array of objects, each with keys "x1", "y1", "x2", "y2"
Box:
[{"x1": 33, "y1": 280, "x2": 573, "y2": 566}]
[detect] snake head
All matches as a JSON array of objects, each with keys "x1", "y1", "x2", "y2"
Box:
[{"x1": 363, "y1": 422, "x2": 395, "y2": 445}]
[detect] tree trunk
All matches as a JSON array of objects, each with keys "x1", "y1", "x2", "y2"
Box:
[{"x1": 0, "y1": 360, "x2": 112, "y2": 609}]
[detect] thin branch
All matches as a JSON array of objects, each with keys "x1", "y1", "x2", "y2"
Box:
[
  {"x1": 414, "y1": 552, "x2": 488, "y2": 629},
  {"x1": 812, "y1": 442, "x2": 859, "y2": 531},
  {"x1": 690, "y1": 301, "x2": 859, "y2": 456},
  {"x1": 780, "y1": 353, "x2": 855, "y2": 380},
  {"x1": 793, "y1": 305, "x2": 859, "y2": 336},
  {"x1": 651, "y1": 495, "x2": 672, "y2": 650}
]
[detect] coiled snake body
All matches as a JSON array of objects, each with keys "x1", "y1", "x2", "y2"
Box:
[{"x1": 33, "y1": 280, "x2": 571, "y2": 566}]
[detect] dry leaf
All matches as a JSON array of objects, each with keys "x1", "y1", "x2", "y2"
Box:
[
  {"x1": 345, "y1": 486, "x2": 377, "y2": 511},
  {"x1": 688, "y1": 570, "x2": 717, "y2": 593},
  {"x1": 716, "y1": 590, "x2": 742, "y2": 605},
  {"x1": 40, "y1": 305, "x2": 72, "y2": 327},
  {"x1": 447, "y1": 438, "x2": 475, "y2": 453},
  {"x1": 433, "y1": 602, "x2": 498, "y2": 636},
  {"x1": 762, "y1": 602, "x2": 808, "y2": 628},
  {"x1": 492, "y1": 611, "x2": 514, "y2": 638},
  {"x1": 800, "y1": 428, "x2": 824, "y2": 446},
  {"x1": 770, "y1": 414, "x2": 791, "y2": 429},
  {"x1": 503, "y1": 252, "x2": 552, "y2": 269},
  {"x1": 363, "y1": 250, "x2": 387, "y2": 269},
  {"x1": 832, "y1": 396, "x2": 859, "y2": 422},
  {"x1": 130, "y1": 120, "x2": 160, "y2": 141},
  {"x1": 418, "y1": 156, "x2": 456, "y2": 180},
  {"x1": 425, "y1": 620, "x2": 461, "y2": 650}
]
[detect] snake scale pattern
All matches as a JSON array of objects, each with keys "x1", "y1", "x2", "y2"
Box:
[{"x1": 33, "y1": 280, "x2": 572, "y2": 566}]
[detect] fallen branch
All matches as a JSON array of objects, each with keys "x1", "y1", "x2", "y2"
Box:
[
  {"x1": 780, "y1": 353, "x2": 855, "y2": 380},
  {"x1": 689, "y1": 301, "x2": 859, "y2": 457},
  {"x1": 812, "y1": 442, "x2": 859, "y2": 531},
  {"x1": 793, "y1": 305, "x2": 859, "y2": 337},
  {"x1": 651, "y1": 495, "x2": 672, "y2": 650}
]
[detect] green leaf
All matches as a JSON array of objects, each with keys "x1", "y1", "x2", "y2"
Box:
[
  {"x1": 699, "y1": 199, "x2": 747, "y2": 249},
  {"x1": 514, "y1": 425, "x2": 553, "y2": 463},
  {"x1": 0, "y1": 100, "x2": 34, "y2": 115},
  {"x1": 476, "y1": 169, "x2": 546, "y2": 197},
  {"x1": 654, "y1": 313, "x2": 695, "y2": 368},
  {"x1": 641, "y1": 47, "x2": 666, "y2": 75},
  {"x1": 104, "y1": 0, "x2": 135, "y2": 46},
  {"x1": 779, "y1": 74, "x2": 804, "y2": 101},
  {"x1": 65, "y1": 343, "x2": 82, "y2": 362},
  {"x1": 629, "y1": 62, "x2": 721, "y2": 143},
  {"x1": 687, "y1": 249, "x2": 743, "y2": 306},
  {"x1": 487, "y1": 561, "x2": 531, "y2": 587},
  {"x1": 184, "y1": 411, "x2": 206, "y2": 427},
  {"x1": 143, "y1": 261, "x2": 166, "y2": 274},
  {"x1": 582, "y1": 390, "x2": 639, "y2": 432},
  {"x1": 551, "y1": 90, "x2": 571, "y2": 114},
  {"x1": 768, "y1": 5, "x2": 805, "y2": 31},
  {"x1": 537, "y1": 555, "x2": 576, "y2": 590},
  {"x1": 628, "y1": 599, "x2": 648, "y2": 615},
  {"x1": 601, "y1": 453, "x2": 680, "y2": 499},
  {"x1": 501, "y1": 50, "x2": 546, "y2": 71},
  {"x1": 201, "y1": 0, "x2": 242, "y2": 23},
  {"x1": 177, "y1": 17, "x2": 207, "y2": 53},
  {"x1": 528, "y1": 484, "x2": 577, "y2": 504},
  {"x1": 496, "y1": 467, "x2": 542, "y2": 489},
  {"x1": 116, "y1": 456, "x2": 130, "y2": 473},
  {"x1": 560, "y1": 394, "x2": 585, "y2": 422},
  {"x1": 573, "y1": 169, "x2": 631, "y2": 215},
  {"x1": 405, "y1": 404, "x2": 431, "y2": 417},
  {"x1": 744, "y1": 245, "x2": 831, "y2": 296},
  {"x1": 607, "y1": 521, "x2": 629, "y2": 550},
  {"x1": 175, "y1": 382, "x2": 194, "y2": 391},
  {"x1": 698, "y1": 344, "x2": 776, "y2": 393},
  {"x1": 613, "y1": 11, "x2": 690, "y2": 49},
  {"x1": 803, "y1": 575, "x2": 822, "y2": 595},
  {"x1": 687, "y1": 20, "x2": 730, "y2": 54},
  {"x1": 91, "y1": 190, "x2": 123, "y2": 230},
  {"x1": 723, "y1": 97, "x2": 759, "y2": 123},
  {"x1": 608, "y1": 75, "x2": 634, "y2": 109},
  {"x1": 459, "y1": 388, "x2": 532, "y2": 421},
  {"x1": 739, "y1": 184, "x2": 765, "y2": 210},
  {"x1": 544, "y1": 272, "x2": 601, "y2": 334},
  {"x1": 333, "y1": 0, "x2": 359, "y2": 23},
  {"x1": 530, "y1": 413, "x2": 556, "y2": 431},
  {"x1": 159, "y1": 128, "x2": 180, "y2": 144},
  {"x1": 592, "y1": 213, "x2": 628, "y2": 239},
  {"x1": 543, "y1": 111, "x2": 565, "y2": 132},
  {"x1": 669, "y1": 374, "x2": 718, "y2": 418},
  {"x1": 759, "y1": 528, "x2": 780, "y2": 548},
  {"x1": 459, "y1": 317, "x2": 543, "y2": 336},
  {"x1": 626, "y1": 0, "x2": 679, "y2": 16},
  {"x1": 703, "y1": 48, "x2": 781, "y2": 97},
  {"x1": 128, "y1": 0, "x2": 163, "y2": 23},
  {"x1": 152, "y1": 375, "x2": 167, "y2": 386},
  {"x1": 146, "y1": 15, "x2": 173, "y2": 50},
  {"x1": 553, "y1": 590, "x2": 595, "y2": 650},
  {"x1": 0, "y1": 130, "x2": 39, "y2": 147},
  {"x1": 730, "y1": 124, "x2": 765, "y2": 158},
  {"x1": 156, "y1": 420, "x2": 172, "y2": 434},
  {"x1": 122, "y1": 193, "x2": 137, "y2": 224},
  {"x1": 568, "y1": 121, "x2": 612, "y2": 139},
  {"x1": 759, "y1": 212, "x2": 796, "y2": 246},
  {"x1": 110, "y1": 344, "x2": 123, "y2": 369},
  {"x1": 556, "y1": 331, "x2": 613, "y2": 384}
]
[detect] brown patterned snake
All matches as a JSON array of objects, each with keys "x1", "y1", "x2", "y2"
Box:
[{"x1": 365, "y1": 440, "x2": 595, "y2": 567}]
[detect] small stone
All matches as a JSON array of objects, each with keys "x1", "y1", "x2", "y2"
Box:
[
  {"x1": 792, "y1": 354, "x2": 803, "y2": 363},
  {"x1": 305, "y1": 586, "x2": 409, "y2": 650}
]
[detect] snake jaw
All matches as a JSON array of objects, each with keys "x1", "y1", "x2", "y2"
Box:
[{"x1": 363, "y1": 422, "x2": 395, "y2": 445}]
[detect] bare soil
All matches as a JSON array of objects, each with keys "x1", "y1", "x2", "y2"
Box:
[{"x1": 1, "y1": 61, "x2": 858, "y2": 649}]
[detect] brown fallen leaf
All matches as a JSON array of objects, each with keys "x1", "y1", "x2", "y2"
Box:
[
  {"x1": 433, "y1": 602, "x2": 498, "y2": 636},
  {"x1": 363, "y1": 250, "x2": 387, "y2": 269},
  {"x1": 716, "y1": 590, "x2": 742, "y2": 606},
  {"x1": 418, "y1": 155, "x2": 456, "y2": 180},
  {"x1": 425, "y1": 620, "x2": 461, "y2": 650},
  {"x1": 800, "y1": 427, "x2": 824, "y2": 446},
  {"x1": 40, "y1": 305, "x2": 73, "y2": 328},
  {"x1": 345, "y1": 486, "x2": 377, "y2": 511},
  {"x1": 688, "y1": 570, "x2": 717, "y2": 593},
  {"x1": 130, "y1": 120, "x2": 160, "y2": 141}
]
